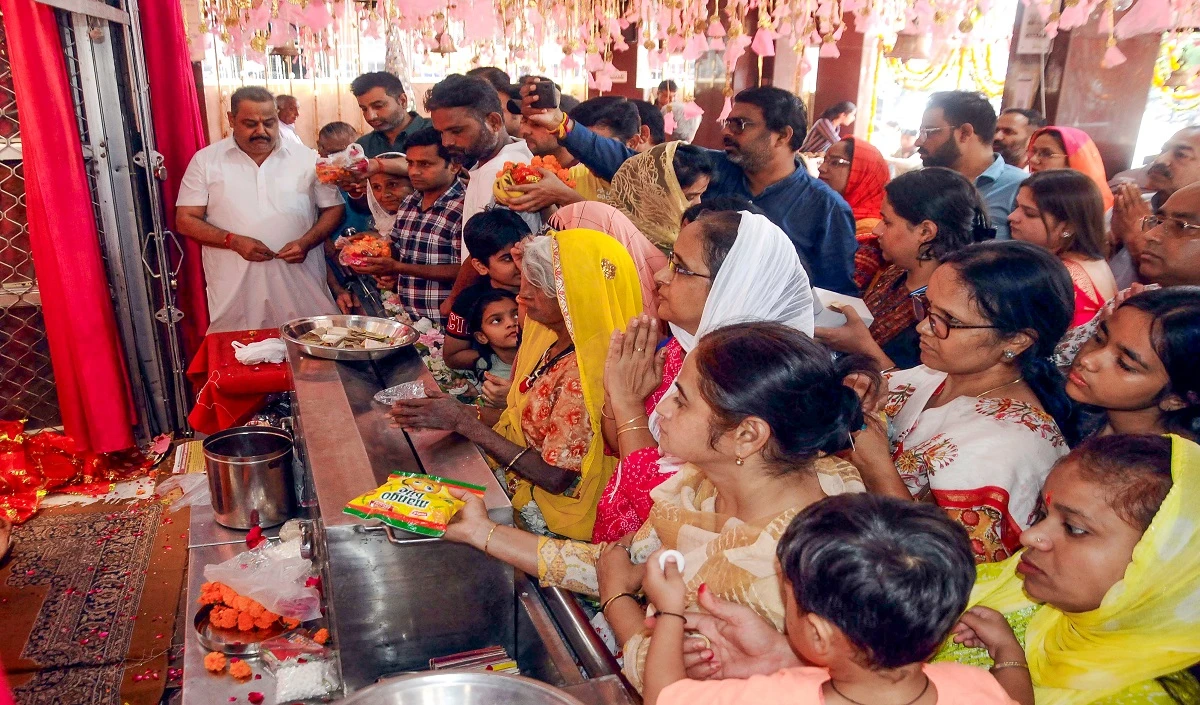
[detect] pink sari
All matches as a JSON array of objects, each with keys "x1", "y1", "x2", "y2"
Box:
[{"x1": 550, "y1": 202, "x2": 666, "y2": 317}]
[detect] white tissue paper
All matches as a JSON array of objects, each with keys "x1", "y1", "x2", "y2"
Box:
[{"x1": 232, "y1": 337, "x2": 288, "y2": 365}]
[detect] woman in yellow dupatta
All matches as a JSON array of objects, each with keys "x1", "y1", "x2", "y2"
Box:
[
  {"x1": 937, "y1": 433, "x2": 1200, "y2": 704},
  {"x1": 393, "y1": 228, "x2": 642, "y2": 540},
  {"x1": 603, "y1": 142, "x2": 713, "y2": 253}
]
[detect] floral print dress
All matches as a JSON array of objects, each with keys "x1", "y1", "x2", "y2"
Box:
[{"x1": 884, "y1": 366, "x2": 1068, "y2": 563}]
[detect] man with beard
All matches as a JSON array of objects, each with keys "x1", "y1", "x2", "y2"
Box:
[
  {"x1": 915, "y1": 91, "x2": 1025, "y2": 239},
  {"x1": 1110, "y1": 127, "x2": 1200, "y2": 287},
  {"x1": 992, "y1": 108, "x2": 1043, "y2": 169},
  {"x1": 524, "y1": 85, "x2": 858, "y2": 294},
  {"x1": 466, "y1": 66, "x2": 524, "y2": 137},
  {"x1": 176, "y1": 86, "x2": 345, "y2": 332},
  {"x1": 425, "y1": 73, "x2": 540, "y2": 259},
  {"x1": 352, "y1": 72, "x2": 432, "y2": 159}
]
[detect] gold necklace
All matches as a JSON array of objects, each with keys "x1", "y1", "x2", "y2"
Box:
[{"x1": 975, "y1": 377, "x2": 1023, "y2": 398}]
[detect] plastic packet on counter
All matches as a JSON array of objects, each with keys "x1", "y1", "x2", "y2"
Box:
[
  {"x1": 343, "y1": 472, "x2": 485, "y2": 537},
  {"x1": 373, "y1": 381, "x2": 427, "y2": 405},
  {"x1": 262, "y1": 632, "x2": 339, "y2": 700}
]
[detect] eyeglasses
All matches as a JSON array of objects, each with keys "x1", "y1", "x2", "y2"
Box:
[
  {"x1": 823, "y1": 156, "x2": 852, "y2": 168},
  {"x1": 718, "y1": 117, "x2": 759, "y2": 134},
  {"x1": 912, "y1": 297, "x2": 999, "y2": 339},
  {"x1": 667, "y1": 253, "x2": 711, "y2": 279},
  {"x1": 1028, "y1": 148, "x2": 1067, "y2": 162},
  {"x1": 1141, "y1": 214, "x2": 1200, "y2": 239},
  {"x1": 917, "y1": 126, "x2": 950, "y2": 139}
]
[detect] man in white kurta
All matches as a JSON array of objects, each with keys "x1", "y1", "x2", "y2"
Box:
[{"x1": 176, "y1": 86, "x2": 344, "y2": 333}]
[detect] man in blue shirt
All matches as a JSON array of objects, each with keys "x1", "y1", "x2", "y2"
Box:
[
  {"x1": 523, "y1": 85, "x2": 858, "y2": 294},
  {"x1": 915, "y1": 91, "x2": 1025, "y2": 240}
]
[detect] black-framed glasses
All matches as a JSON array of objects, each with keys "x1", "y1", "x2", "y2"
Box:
[
  {"x1": 667, "y1": 253, "x2": 711, "y2": 279},
  {"x1": 912, "y1": 297, "x2": 999, "y2": 339},
  {"x1": 718, "y1": 117, "x2": 759, "y2": 135},
  {"x1": 1141, "y1": 214, "x2": 1200, "y2": 239}
]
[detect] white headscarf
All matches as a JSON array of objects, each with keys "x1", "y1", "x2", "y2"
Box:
[
  {"x1": 648, "y1": 211, "x2": 815, "y2": 447},
  {"x1": 670, "y1": 211, "x2": 815, "y2": 351}
]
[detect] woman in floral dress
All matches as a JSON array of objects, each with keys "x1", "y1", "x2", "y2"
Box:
[{"x1": 850, "y1": 242, "x2": 1078, "y2": 563}]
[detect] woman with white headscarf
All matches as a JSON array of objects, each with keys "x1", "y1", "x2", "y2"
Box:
[{"x1": 593, "y1": 209, "x2": 863, "y2": 542}]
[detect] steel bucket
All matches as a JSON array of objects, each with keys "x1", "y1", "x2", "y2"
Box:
[
  {"x1": 340, "y1": 671, "x2": 587, "y2": 705},
  {"x1": 203, "y1": 426, "x2": 296, "y2": 529}
]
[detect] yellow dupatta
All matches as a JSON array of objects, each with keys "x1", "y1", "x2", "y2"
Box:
[
  {"x1": 963, "y1": 434, "x2": 1200, "y2": 705},
  {"x1": 602, "y1": 141, "x2": 688, "y2": 252},
  {"x1": 493, "y1": 229, "x2": 643, "y2": 540}
]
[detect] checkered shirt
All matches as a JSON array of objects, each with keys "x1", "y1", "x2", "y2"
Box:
[{"x1": 388, "y1": 179, "x2": 465, "y2": 324}]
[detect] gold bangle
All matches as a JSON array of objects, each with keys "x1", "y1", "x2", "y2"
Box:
[
  {"x1": 502, "y1": 447, "x2": 532, "y2": 474},
  {"x1": 617, "y1": 425, "x2": 650, "y2": 436},
  {"x1": 600, "y1": 592, "x2": 638, "y2": 614},
  {"x1": 990, "y1": 661, "x2": 1028, "y2": 672},
  {"x1": 482, "y1": 524, "x2": 498, "y2": 555},
  {"x1": 617, "y1": 414, "x2": 647, "y2": 429},
  {"x1": 601, "y1": 405, "x2": 615, "y2": 420}
]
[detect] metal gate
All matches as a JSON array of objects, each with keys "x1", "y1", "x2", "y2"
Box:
[{"x1": 0, "y1": 0, "x2": 192, "y2": 443}]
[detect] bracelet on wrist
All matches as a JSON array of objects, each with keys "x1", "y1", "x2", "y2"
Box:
[
  {"x1": 600, "y1": 592, "x2": 639, "y2": 614},
  {"x1": 655, "y1": 610, "x2": 686, "y2": 622},
  {"x1": 223, "y1": 231, "x2": 235, "y2": 249},
  {"x1": 990, "y1": 660, "x2": 1028, "y2": 672}
]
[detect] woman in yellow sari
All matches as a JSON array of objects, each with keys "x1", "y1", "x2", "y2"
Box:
[{"x1": 392, "y1": 227, "x2": 642, "y2": 540}]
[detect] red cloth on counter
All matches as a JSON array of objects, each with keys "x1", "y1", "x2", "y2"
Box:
[{"x1": 187, "y1": 329, "x2": 292, "y2": 434}]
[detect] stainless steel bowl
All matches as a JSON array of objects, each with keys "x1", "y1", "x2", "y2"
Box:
[
  {"x1": 281, "y1": 315, "x2": 420, "y2": 362},
  {"x1": 341, "y1": 671, "x2": 587, "y2": 705}
]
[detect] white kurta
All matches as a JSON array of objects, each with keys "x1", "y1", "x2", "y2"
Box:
[
  {"x1": 176, "y1": 136, "x2": 342, "y2": 333},
  {"x1": 460, "y1": 138, "x2": 541, "y2": 259}
]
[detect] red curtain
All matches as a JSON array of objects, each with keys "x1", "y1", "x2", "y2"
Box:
[
  {"x1": 138, "y1": 0, "x2": 210, "y2": 357},
  {"x1": 0, "y1": 0, "x2": 135, "y2": 453}
]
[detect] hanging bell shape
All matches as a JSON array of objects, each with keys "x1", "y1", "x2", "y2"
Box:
[
  {"x1": 432, "y1": 31, "x2": 457, "y2": 55},
  {"x1": 886, "y1": 32, "x2": 930, "y2": 62}
]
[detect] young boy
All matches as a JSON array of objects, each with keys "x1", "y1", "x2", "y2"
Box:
[
  {"x1": 642, "y1": 494, "x2": 1024, "y2": 705},
  {"x1": 443, "y1": 209, "x2": 529, "y2": 371},
  {"x1": 466, "y1": 288, "x2": 520, "y2": 384}
]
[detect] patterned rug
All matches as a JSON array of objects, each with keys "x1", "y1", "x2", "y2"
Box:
[{"x1": 0, "y1": 496, "x2": 188, "y2": 705}]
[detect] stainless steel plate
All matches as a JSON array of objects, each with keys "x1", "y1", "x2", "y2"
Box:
[
  {"x1": 341, "y1": 670, "x2": 589, "y2": 705},
  {"x1": 281, "y1": 315, "x2": 419, "y2": 362},
  {"x1": 193, "y1": 603, "x2": 287, "y2": 656}
]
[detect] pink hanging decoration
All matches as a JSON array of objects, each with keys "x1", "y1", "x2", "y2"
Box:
[
  {"x1": 663, "y1": 111, "x2": 677, "y2": 134},
  {"x1": 1101, "y1": 43, "x2": 1127, "y2": 68},
  {"x1": 667, "y1": 33, "x2": 686, "y2": 53},
  {"x1": 563, "y1": 54, "x2": 579, "y2": 70},
  {"x1": 190, "y1": 32, "x2": 210, "y2": 57},
  {"x1": 1057, "y1": 0, "x2": 1095, "y2": 30},
  {"x1": 750, "y1": 26, "x2": 776, "y2": 56},
  {"x1": 302, "y1": 2, "x2": 334, "y2": 33},
  {"x1": 1114, "y1": 0, "x2": 1173, "y2": 39},
  {"x1": 683, "y1": 33, "x2": 709, "y2": 60},
  {"x1": 718, "y1": 96, "x2": 733, "y2": 123},
  {"x1": 682, "y1": 101, "x2": 704, "y2": 119},
  {"x1": 724, "y1": 33, "x2": 752, "y2": 69},
  {"x1": 246, "y1": 0, "x2": 270, "y2": 31},
  {"x1": 707, "y1": 18, "x2": 727, "y2": 37},
  {"x1": 362, "y1": 15, "x2": 381, "y2": 39},
  {"x1": 587, "y1": 72, "x2": 599, "y2": 89},
  {"x1": 595, "y1": 71, "x2": 614, "y2": 92},
  {"x1": 709, "y1": 36, "x2": 726, "y2": 50},
  {"x1": 462, "y1": 4, "x2": 499, "y2": 41},
  {"x1": 585, "y1": 51, "x2": 605, "y2": 71},
  {"x1": 819, "y1": 41, "x2": 840, "y2": 57}
]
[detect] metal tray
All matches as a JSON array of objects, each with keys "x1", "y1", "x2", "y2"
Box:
[
  {"x1": 193, "y1": 603, "x2": 289, "y2": 656},
  {"x1": 281, "y1": 315, "x2": 419, "y2": 362}
]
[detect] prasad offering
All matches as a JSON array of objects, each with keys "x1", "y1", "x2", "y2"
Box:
[
  {"x1": 493, "y1": 155, "x2": 575, "y2": 200},
  {"x1": 343, "y1": 472, "x2": 485, "y2": 537},
  {"x1": 337, "y1": 233, "x2": 391, "y2": 268},
  {"x1": 315, "y1": 143, "x2": 369, "y2": 184},
  {"x1": 297, "y1": 321, "x2": 397, "y2": 350}
]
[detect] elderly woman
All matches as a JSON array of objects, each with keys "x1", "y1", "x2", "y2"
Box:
[
  {"x1": 442, "y1": 323, "x2": 875, "y2": 692},
  {"x1": 676, "y1": 433, "x2": 1200, "y2": 705},
  {"x1": 1026, "y1": 126, "x2": 1114, "y2": 212},
  {"x1": 594, "y1": 209, "x2": 817, "y2": 542},
  {"x1": 603, "y1": 142, "x2": 714, "y2": 252},
  {"x1": 850, "y1": 242, "x2": 1077, "y2": 563},
  {"x1": 391, "y1": 227, "x2": 643, "y2": 540}
]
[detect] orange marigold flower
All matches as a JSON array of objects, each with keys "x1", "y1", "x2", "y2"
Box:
[
  {"x1": 245, "y1": 600, "x2": 265, "y2": 618},
  {"x1": 237, "y1": 611, "x2": 257, "y2": 631},
  {"x1": 229, "y1": 660, "x2": 253, "y2": 681},
  {"x1": 312, "y1": 628, "x2": 330, "y2": 645},
  {"x1": 231, "y1": 596, "x2": 252, "y2": 612},
  {"x1": 282, "y1": 617, "x2": 300, "y2": 629},
  {"x1": 203, "y1": 651, "x2": 227, "y2": 674},
  {"x1": 253, "y1": 613, "x2": 277, "y2": 630}
]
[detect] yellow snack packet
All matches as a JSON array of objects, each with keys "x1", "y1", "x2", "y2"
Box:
[{"x1": 343, "y1": 472, "x2": 485, "y2": 537}]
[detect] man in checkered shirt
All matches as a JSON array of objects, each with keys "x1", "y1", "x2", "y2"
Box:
[{"x1": 350, "y1": 127, "x2": 464, "y2": 324}]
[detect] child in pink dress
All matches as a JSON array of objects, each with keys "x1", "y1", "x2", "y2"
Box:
[{"x1": 641, "y1": 494, "x2": 1028, "y2": 705}]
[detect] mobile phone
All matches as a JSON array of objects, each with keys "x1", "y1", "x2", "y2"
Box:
[{"x1": 531, "y1": 79, "x2": 560, "y2": 110}]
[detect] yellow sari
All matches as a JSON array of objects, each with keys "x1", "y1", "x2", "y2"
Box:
[
  {"x1": 494, "y1": 229, "x2": 643, "y2": 540},
  {"x1": 602, "y1": 141, "x2": 688, "y2": 252},
  {"x1": 937, "y1": 434, "x2": 1200, "y2": 705}
]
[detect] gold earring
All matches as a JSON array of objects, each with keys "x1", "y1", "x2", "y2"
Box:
[{"x1": 735, "y1": 456, "x2": 744, "y2": 466}]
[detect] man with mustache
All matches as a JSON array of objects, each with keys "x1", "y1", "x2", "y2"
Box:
[
  {"x1": 1110, "y1": 127, "x2": 1200, "y2": 287},
  {"x1": 425, "y1": 73, "x2": 541, "y2": 260},
  {"x1": 993, "y1": 108, "x2": 1043, "y2": 169},
  {"x1": 175, "y1": 86, "x2": 345, "y2": 332},
  {"x1": 351, "y1": 72, "x2": 432, "y2": 159},
  {"x1": 522, "y1": 85, "x2": 858, "y2": 294},
  {"x1": 914, "y1": 91, "x2": 1024, "y2": 239}
]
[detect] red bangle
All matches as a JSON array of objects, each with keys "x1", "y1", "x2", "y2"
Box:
[{"x1": 223, "y1": 231, "x2": 235, "y2": 249}]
